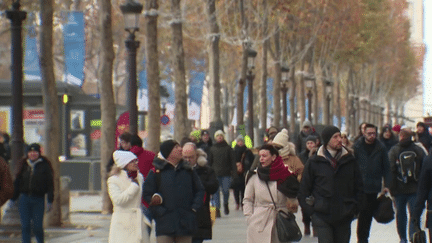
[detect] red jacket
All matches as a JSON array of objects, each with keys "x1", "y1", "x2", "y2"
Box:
[{"x1": 129, "y1": 146, "x2": 156, "y2": 207}]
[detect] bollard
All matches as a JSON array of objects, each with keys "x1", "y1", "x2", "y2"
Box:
[{"x1": 60, "y1": 176, "x2": 72, "y2": 222}]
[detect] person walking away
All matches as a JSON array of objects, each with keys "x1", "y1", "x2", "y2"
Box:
[
  {"x1": 416, "y1": 122, "x2": 432, "y2": 153},
  {"x1": 412, "y1": 153, "x2": 432, "y2": 243},
  {"x1": 207, "y1": 130, "x2": 236, "y2": 217},
  {"x1": 11, "y1": 143, "x2": 54, "y2": 243},
  {"x1": 298, "y1": 126, "x2": 364, "y2": 243},
  {"x1": 232, "y1": 135, "x2": 255, "y2": 210},
  {"x1": 108, "y1": 151, "x2": 149, "y2": 243},
  {"x1": 388, "y1": 129, "x2": 426, "y2": 243},
  {"x1": 182, "y1": 143, "x2": 219, "y2": 243},
  {"x1": 353, "y1": 123, "x2": 391, "y2": 243},
  {"x1": 143, "y1": 140, "x2": 204, "y2": 243},
  {"x1": 243, "y1": 144, "x2": 300, "y2": 243},
  {"x1": 379, "y1": 125, "x2": 398, "y2": 153},
  {"x1": 272, "y1": 129, "x2": 304, "y2": 181},
  {"x1": 296, "y1": 120, "x2": 320, "y2": 155}
]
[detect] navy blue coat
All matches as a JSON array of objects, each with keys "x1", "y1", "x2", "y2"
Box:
[
  {"x1": 353, "y1": 138, "x2": 391, "y2": 194},
  {"x1": 143, "y1": 157, "x2": 205, "y2": 237},
  {"x1": 413, "y1": 154, "x2": 432, "y2": 228}
]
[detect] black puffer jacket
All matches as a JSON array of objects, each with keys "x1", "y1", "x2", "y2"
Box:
[
  {"x1": 208, "y1": 141, "x2": 236, "y2": 177},
  {"x1": 413, "y1": 154, "x2": 432, "y2": 229},
  {"x1": 12, "y1": 156, "x2": 54, "y2": 203},
  {"x1": 298, "y1": 146, "x2": 364, "y2": 226}
]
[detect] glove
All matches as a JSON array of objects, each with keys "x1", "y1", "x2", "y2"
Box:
[{"x1": 46, "y1": 203, "x2": 53, "y2": 212}]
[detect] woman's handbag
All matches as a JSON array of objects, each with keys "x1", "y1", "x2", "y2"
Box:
[
  {"x1": 266, "y1": 182, "x2": 302, "y2": 242},
  {"x1": 373, "y1": 192, "x2": 395, "y2": 224}
]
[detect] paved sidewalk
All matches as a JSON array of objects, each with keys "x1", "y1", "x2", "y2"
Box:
[{"x1": 0, "y1": 192, "x2": 423, "y2": 242}]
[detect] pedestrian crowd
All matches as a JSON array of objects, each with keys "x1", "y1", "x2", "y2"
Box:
[{"x1": 3, "y1": 121, "x2": 432, "y2": 243}]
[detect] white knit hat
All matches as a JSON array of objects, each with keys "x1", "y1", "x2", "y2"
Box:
[
  {"x1": 214, "y1": 130, "x2": 225, "y2": 139},
  {"x1": 272, "y1": 129, "x2": 290, "y2": 148},
  {"x1": 113, "y1": 151, "x2": 137, "y2": 169}
]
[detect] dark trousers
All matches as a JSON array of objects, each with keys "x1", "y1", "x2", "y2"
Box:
[
  {"x1": 18, "y1": 194, "x2": 45, "y2": 243},
  {"x1": 394, "y1": 193, "x2": 417, "y2": 242},
  {"x1": 357, "y1": 192, "x2": 379, "y2": 242},
  {"x1": 302, "y1": 206, "x2": 312, "y2": 225},
  {"x1": 312, "y1": 214, "x2": 351, "y2": 243},
  {"x1": 233, "y1": 186, "x2": 244, "y2": 206}
]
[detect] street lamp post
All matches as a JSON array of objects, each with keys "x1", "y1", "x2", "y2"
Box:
[
  {"x1": 121, "y1": 0, "x2": 143, "y2": 135},
  {"x1": 304, "y1": 75, "x2": 314, "y2": 121},
  {"x1": 325, "y1": 80, "x2": 333, "y2": 125},
  {"x1": 281, "y1": 67, "x2": 289, "y2": 129},
  {"x1": 246, "y1": 48, "x2": 257, "y2": 144},
  {"x1": 6, "y1": 1, "x2": 26, "y2": 174}
]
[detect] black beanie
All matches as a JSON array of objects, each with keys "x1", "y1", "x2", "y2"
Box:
[
  {"x1": 321, "y1": 125, "x2": 340, "y2": 146},
  {"x1": 27, "y1": 143, "x2": 41, "y2": 154},
  {"x1": 160, "y1": 140, "x2": 178, "y2": 159},
  {"x1": 306, "y1": 135, "x2": 317, "y2": 143}
]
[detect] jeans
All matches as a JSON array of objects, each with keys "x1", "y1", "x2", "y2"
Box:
[
  {"x1": 18, "y1": 194, "x2": 45, "y2": 243},
  {"x1": 212, "y1": 176, "x2": 231, "y2": 209},
  {"x1": 157, "y1": 235, "x2": 192, "y2": 243},
  {"x1": 394, "y1": 193, "x2": 418, "y2": 242},
  {"x1": 312, "y1": 214, "x2": 351, "y2": 243},
  {"x1": 357, "y1": 193, "x2": 379, "y2": 242}
]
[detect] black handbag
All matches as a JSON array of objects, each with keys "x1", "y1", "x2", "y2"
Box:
[
  {"x1": 266, "y1": 182, "x2": 302, "y2": 242},
  {"x1": 373, "y1": 193, "x2": 395, "y2": 224},
  {"x1": 413, "y1": 230, "x2": 426, "y2": 243}
]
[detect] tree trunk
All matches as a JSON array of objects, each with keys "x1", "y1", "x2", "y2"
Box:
[
  {"x1": 335, "y1": 68, "x2": 341, "y2": 129},
  {"x1": 236, "y1": 0, "x2": 248, "y2": 129},
  {"x1": 386, "y1": 101, "x2": 391, "y2": 125},
  {"x1": 207, "y1": 0, "x2": 221, "y2": 124},
  {"x1": 259, "y1": 0, "x2": 268, "y2": 144},
  {"x1": 39, "y1": 0, "x2": 61, "y2": 226},
  {"x1": 98, "y1": 0, "x2": 115, "y2": 214},
  {"x1": 171, "y1": 0, "x2": 188, "y2": 141},
  {"x1": 145, "y1": 0, "x2": 161, "y2": 153},
  {"x1": 299, "y1": 60, "x2": 306, "y2": 126},
  {"x1": 289, "y1": 66, "x2": 296, "y2": 137},
  {"x1": 345, "y1": 68, "x2": 352, "y2": 136},
  {"x1": 273, "y1": 28, "x2": 281, "y2": 128}
]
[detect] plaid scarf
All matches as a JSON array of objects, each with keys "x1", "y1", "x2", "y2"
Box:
[{"x1": 323, "y1": 148, "x2": 342, "y2": 169}]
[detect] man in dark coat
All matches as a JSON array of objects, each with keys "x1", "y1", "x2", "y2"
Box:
[
  {"x1": 412, "y1": 153, "x2": 432, "y2": 243},
  {"x1": 143, "y1": 140, "x2": 205, "y2": 243},
  {"x1": 296, "y1": 120, "x2": 320, "y2": 155},
  {"x1": 388, "y1": 129, "x2": 426, "y2": 243},
  {"x1": 353, "y1": 123, "x2": 391, "y2": 243},
  {"x1": 299, "y1": 125, "x2": 364, "y2": 243},
  {"x1": 416, "y1": 122, "x2": 432, "y2": 152},
  {"x1": 197, "y1": 130, "x2": 213, "y2": 155},
  {"x1": 182, "y1": 142, "x2": 219, "y2": 243},
  {"x1": 208, "y1": 130, "x2": 236, "y2": 217}
]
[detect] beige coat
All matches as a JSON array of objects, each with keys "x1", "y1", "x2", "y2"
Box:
[
  {"x1": 108, "y1": 169, "x2": 149, "y2": 243},
  {"x1": 243, "y1": 174, "x2": 289, "y2": 243}
]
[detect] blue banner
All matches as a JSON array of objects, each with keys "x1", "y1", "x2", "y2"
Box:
[
  {"x1": 63, "y1": 11, "x2": 85, "y2": 86},
  {"x1": 188, "y1": 59, "x2": 205, "y2": 120},
  {"x1": 24, "y1": 22, "x2": 41, "y2": 80}
]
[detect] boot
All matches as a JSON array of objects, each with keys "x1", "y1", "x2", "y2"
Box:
[
  {"x1": 216, "y1": 208, "x2": 221, "y2": 218},
  {"x1": 224, "y1": 203, "x2": 229, "y2": 215},
  {"x1": 304, "y1": 223, "x2": 311, "y2": 236}
]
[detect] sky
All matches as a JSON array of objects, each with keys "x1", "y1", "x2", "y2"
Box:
[{"x1": 423, "y1": 0, "x2": 432, "y2": 115}]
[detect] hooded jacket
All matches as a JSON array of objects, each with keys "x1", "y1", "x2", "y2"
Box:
[
  {"x1": 142, "y1": 156, "x2": 205, "y2": 237},
  {"x1": 296, "y1": 129, "x2": 320, "y2": 155},
  {"x1": 208, "y1": 140, "x2": 236, "y2": 177},
  {"x1": 298, "y1": 146, "x2": 364, "y2": 225}
]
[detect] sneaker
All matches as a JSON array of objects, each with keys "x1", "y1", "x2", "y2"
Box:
[{"x1": 224, "y1": 204, "x2": 229, "y2": 215}]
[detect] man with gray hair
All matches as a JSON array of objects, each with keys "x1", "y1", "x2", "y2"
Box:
[{"x1": 182, "y1": 143, "x2": 219, "y2": 243}]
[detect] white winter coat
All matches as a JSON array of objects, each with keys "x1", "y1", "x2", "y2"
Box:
[
  {"x1": 243, "y1": 174, "x2": 289, "y2": 243},
  {"x1": 108, "y1": 169, "x2": 149, "y2": 243}
]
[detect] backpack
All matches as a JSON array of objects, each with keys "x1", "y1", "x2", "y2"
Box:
[{"x1": 395, "y1": 148, "x2": 418, "y2": 184}]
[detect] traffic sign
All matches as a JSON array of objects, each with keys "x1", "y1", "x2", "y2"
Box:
[{"x1": 160, "y1": 114, "x2": 170, "y2": 125}]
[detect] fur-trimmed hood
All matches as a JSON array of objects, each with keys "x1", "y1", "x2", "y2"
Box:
[
  {"x1": 153, "y1": 153, "x2": 193, "y2": 171},
  {"x1": 278, "y1": 142, "x2": 297, "y2": 157},
  {"x1": 196, "y1": 148, "x2": 208, "y2": 167}
]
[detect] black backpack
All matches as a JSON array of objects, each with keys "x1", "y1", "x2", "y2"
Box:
[{"x1": 395, "y1": 147, "x2": 419, "y2": 184}]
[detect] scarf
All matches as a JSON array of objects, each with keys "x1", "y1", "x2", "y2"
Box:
[
  {"x1": 323, "y1": 148, "x2": 342, "y2": 169},
  {"x1": 127, "y1": 170, "x2": 138, "y2": 179},
  {"x1": 257, "y1": 156, "x2": 299, "y2": 198}
]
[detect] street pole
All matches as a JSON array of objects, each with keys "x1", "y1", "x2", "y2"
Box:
[
  {"x1": 327, "y1": 95, "x2": 331, "y2": 125},
  {"x1": 247, "y1": 72, "x2": 254, "y2": 144},
  {"x1": 307, "y1": 89, "x2": 312, "y2": 121},
  {"x1": 125, "y1": 32, "x2": 139, "y2": 135},
  {"x1": 281, "y1": 84, "x2": 288, "y2": 128},
  {"x1": 6, "y1": 1, "x2": 26, "y2": 175}
]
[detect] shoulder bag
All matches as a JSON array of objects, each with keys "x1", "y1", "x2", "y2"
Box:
[{"x1": 266, "y1": 182, "x2": 302, "y2": 242}]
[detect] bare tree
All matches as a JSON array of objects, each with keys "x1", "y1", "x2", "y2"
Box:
[
  {"x1": 98, "y1": 0, "x2": 116, "y2": 214},
  {"x1": 145, "y1": 0, "x2": 161, "y2": 153},
  {"x1": 39, "y1": 0, "x2": 61, "y2": 226}
]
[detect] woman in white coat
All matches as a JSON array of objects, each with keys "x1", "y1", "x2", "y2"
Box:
[
  {"x1": 108, "y1": 150, "x2": 149, "y2": 243},
  {"x1": 243, "y1": 144, "x2": 300, "y2": 243}
]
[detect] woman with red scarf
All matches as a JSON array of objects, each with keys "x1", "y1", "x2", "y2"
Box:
[{"x1": 243, "y1": 144, "x2": 300, "y2": 243}]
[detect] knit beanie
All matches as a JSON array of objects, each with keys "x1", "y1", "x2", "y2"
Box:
[
  {"x1": 392, "y1": 124, "x2": 401, "y2": 133},
  {"x1": 160, "y1": 139, "x2": 179, "y2": 159},
  {"x1": 272, "y1": 129, "x2": 290, "y2": 148},
  {"x1": 236, "y1": 135, "x2": 245, "y2": 142},
  {"x1": 113, "y1": 151, "x2": 137, "y2": 169},
  {"x1": 302, "y1": 120, "x2": 312, "y2": 128},
  {"x1": 27, "y1": 143, "x2": 41, "y2": 153},
  {"x1": 214, "y1": 130, "x2": 225, "y2": 139},
  {"x1": 321, "y1": 125, "x2": 341, "y2": 146},
  {"x1": 306, "y1": 135, "x2": 317, "y2": 143}
]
